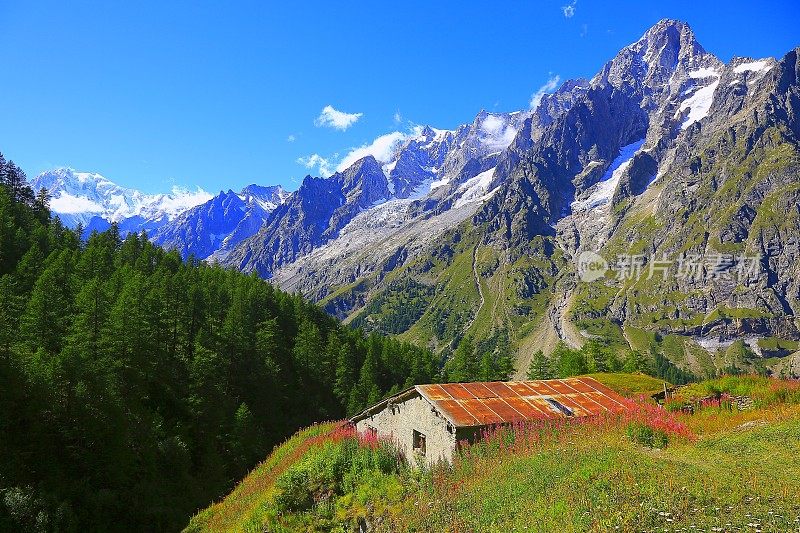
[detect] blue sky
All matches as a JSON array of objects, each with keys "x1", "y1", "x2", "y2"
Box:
[{"x1": 0, "y1": 0, "x2": 798, "y2": 194}]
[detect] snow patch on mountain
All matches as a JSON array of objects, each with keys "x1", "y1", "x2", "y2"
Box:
[
  {"x1": 571, "y1": 139, "x2": 645, "y2": 212},
  {"x1": 688, "y1": 67, "x2": 721, "y2": 79},
  {"x1": 430, "y1": 177, "x2": 450, "y2": 190},
  {"x1": 143, "y1": 187, "x2": 214, "y2": 219},
  {"x1": 31, "y1": 167, "x2": 212, "y2": 229},
  {"x1": 733, "y1": 60, "x2": 773, "y2": 74},
  {"x1": 677, "y1": 77, "x2": 720, "y2": 130},
  {"x1": 454, "y1": 167, "x2": 497, "y2": 209}
]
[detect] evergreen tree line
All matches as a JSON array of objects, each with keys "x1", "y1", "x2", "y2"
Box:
[
  {"x1": 443, "y1": 332, "x2": 516, "y2": 383},
  {"x1": 0, "y1": 153, "x2": 437, "y2": 531},
  {"x1": 526, "y1": 340, "x2": 697, "y2": 385}
]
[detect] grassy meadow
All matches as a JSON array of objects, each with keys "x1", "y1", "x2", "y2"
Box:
[{"x1": 186, "y1": 375, "x2": 800, "y2": 532}]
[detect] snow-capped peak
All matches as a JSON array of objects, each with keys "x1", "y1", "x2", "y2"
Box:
[{"x1": 30, "y1": 167, "x2": 212, "y2": 228}]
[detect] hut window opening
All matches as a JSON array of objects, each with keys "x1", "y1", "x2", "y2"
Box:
[{"x1": 413, "y1": 430, "x2": 426, "y2": 456}]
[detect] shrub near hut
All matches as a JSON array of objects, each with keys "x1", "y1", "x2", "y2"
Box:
[
  {"x1": 666, "y1": 376, "x2": 800, "y2": 413},
  {"x1": 272, "y1": 425, "x2": 405, "y2": 526}
]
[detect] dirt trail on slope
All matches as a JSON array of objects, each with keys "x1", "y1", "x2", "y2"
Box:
[
  {"x1": 462, "y1": 244, "x2": 485, "y2": 335},
  {"x1": 548, "y1": 281, "x2": 585, "y2": 349}
]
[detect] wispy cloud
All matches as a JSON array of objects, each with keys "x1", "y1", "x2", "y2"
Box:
[
  {"x1": 314, "y1": 105, "x2": 363, "y2": 131},
  {"x1": 530, "y1": 74, "x2": 561, "y2": 109},
  {"x1": 393, "y1": 111, "x2": 403, "y2": 124},
  {"x1": 561, "y1": 0, "x2": 577, "y2": 18},
  {"x1": 287, "y1": 134, "x2": 296, "y2": 142},
  {"x1": 580, "y1": 23, "x2": 588, "y2": 37},
  {"x1": 296, "y1": 153, "x2": 334, "y2": 177},
  {"x1": 295, "y1": 129, "x2": 414, "y2": 178},
  {"x1": 337, "y1": 131, "x2": 407, "y2": 172},
  {"x1": 479, "y1": 115, "x2": 517, "y2": 151}
]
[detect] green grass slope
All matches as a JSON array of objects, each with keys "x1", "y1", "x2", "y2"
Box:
[
  {"x1": 185, "y1": 423, "x2": 338, "y2": 532},
  {"x1": 587, "y1": 372, "x2": 669, "y2": 397},
  {"x1": 187, "y1": 375, "x2": 800, "y2": 533}
]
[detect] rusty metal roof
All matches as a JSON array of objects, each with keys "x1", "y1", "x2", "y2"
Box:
[
  {"x1": 415, "y1": 377, "x2": 628, "y2": 428},
  {"x1": 350, "y1": 377, "x2": 629, "y2": 427}
]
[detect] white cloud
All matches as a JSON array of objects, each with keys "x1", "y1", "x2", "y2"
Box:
[
  {"x1": 296, "y1": 154, "x2": 334, "y2": 177},
  {"x1": 479, "y1": 115, "x2": 518, "y2": 151},
  {"x1": 562, "y1": 0, "x2": 577, "y2": 18},
  {"x1": 295, "y1": 127, "x2": 416, "y2": 178},
  {"x1": 393, "y1": 111, "x2": 403, "y2": 124},
  {"x1": 287, "y1": 134, "x2": 296, "y2": 142},
  {"x1": 336, "y1": 131, "x2": 407, "y2": 172},
  {"x1": 314, "y1": 105, "x2": 363, "y2": 131},
  {"x1": 50, "y1": 192, "x2": 105, "y2": 214},
  {"x1": 156, "y1": 186, "x2": 214, "y2": 218},
  {"x1": 530, "y1": 74, "x2": 561, "y2": 109}
]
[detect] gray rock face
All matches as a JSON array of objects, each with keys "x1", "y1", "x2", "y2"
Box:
[
  {"x1": 224, "y1": 107, "x2": 536, "y2": 279},
  {"x1": 387, "y1": 126, "x2": 454, "y2": 198},
  {"x1": 562, "y1": 44, "x2": 800, "y2": 346},
  {"x1": 152, "y1": 185, "x2": 287, "y2": 260},
  {"x1": 228, "y1": 156, "x2": 396, "y2": 276}
]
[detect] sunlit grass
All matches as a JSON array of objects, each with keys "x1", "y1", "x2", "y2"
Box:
[
  {"x1": 185, "y1": 422, "x2": 338, "y2": 532},
  {"x1": 586, "y1": 371, "x2": 670, "y2": 397},
  {"x1": 187, "y1": 376, "x2": 800, "y2": 532},
  {"x1": 396, "y1": 378, "x2": 800, "y2": 532}
]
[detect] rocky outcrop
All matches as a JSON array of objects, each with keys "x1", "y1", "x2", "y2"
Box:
[{"x1": 152, "y1": 184, "x2": 287, "y2": 260}]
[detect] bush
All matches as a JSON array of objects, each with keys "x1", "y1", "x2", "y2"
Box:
[
  {"x1": 272, "y1": 428, "x2": 405, "y2": 517},
  {"x1": 626, "y1": 422, "x2": 669, "y2": 448},
  {"x1": 274, "y1": 468, "x2": 314, "y2": 513}
]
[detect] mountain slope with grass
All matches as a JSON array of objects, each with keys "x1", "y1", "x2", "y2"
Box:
[
  {"x1": 186, "y1": 374, "x2": 800, "y2": 532},
  {"x1": 305, "y1": 21, "x2": 800, "y2": 380}
]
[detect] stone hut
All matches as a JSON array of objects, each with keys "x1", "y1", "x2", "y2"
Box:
[{"x1": 350, "y1": 376, "x2": 628, "y2": 466}]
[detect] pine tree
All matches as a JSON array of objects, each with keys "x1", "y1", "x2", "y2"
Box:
[
  {"x1": 67, "y1": 276, "x2": 110, "y2": 361},
  {"x1": 33, "y1": 187, "x2": 50, "y2": 221},
  {"x1": 0, "y1": 186, "x2": 18, "y2": 275},
  {"x1": 447, "y1": 337, "x2": 478, "y2": 382},
  {"x1": 494, "y1": 352, "x2": 515, "y2": 381},
  {"x1": 101, "y1": 271, "x2": 151, "y2": 392},
  {"x1": 354, "y1": 346, "x2": 381, "y2": 411},
  {"x1": 255, "y1": 318, "x2": 282, "y2": 370},
  {"x1": 552, "y1": 341, "x2": 587, "y2": 377},
  {"x1": 527, "y1": 350, "x2": 553, "y2": 380},
  {"x1": 0, "y1": 275, "x2": 21, "y2": 358},
  {"x1": 3, "y1": 161, "x2": 33, "y2": 205},
  {"x1": 19, "y1": 250, "x2": 74, "y2": 355},
  {"x1": 479, "y1": 350, "x2": 494, "y2": 381},
  {"x1": 334, "y1": 343, "x2": 357, "y2": 408},
  {"x1": 292, "y1": 320, "x2": 324, "y2": 380},
  {"x1": 230, "y1": 402, "x2": 262, "y2": 474},
  {"x1": 581, "y1": 340, "x2": 609, "y2": 373}
]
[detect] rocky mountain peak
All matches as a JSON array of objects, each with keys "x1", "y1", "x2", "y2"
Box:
[
  {"x1": 592, "y1": 19, "x2": 720, "y2": 112},
  {"x1": 339, "y1": 155, "x2": 382, "y2": 182},
  {"x1": 240, "y1": 184, "x2": 289, "y2": 209},
  {"x1": 418, "y1": 125, "x2": 437, "y2": 140},
  {"x1": 336, "y1": 155, "x2": 390, "y2": 207}
]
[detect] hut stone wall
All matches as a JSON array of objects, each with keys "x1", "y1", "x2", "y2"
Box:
[{"x1": 354, "y1": 394, "x2": 456, "y2": 466}]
